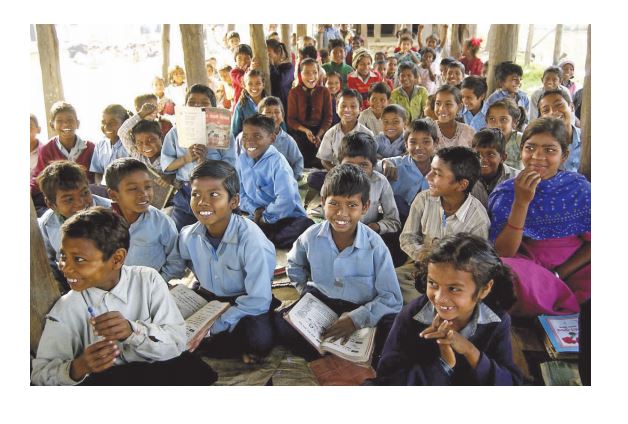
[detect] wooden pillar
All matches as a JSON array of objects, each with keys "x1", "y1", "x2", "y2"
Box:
[
  {"x1": 162, "y1": 24, "x2": 170, "y2": 83},
  {"x1": 469, "y1": 24, "x2": 477, "y2": 39},
  {"x1": 281, "y1": 24, "x2": 292, "y2": 57},
  {"x1": 450, "y1": 24, "x2": 463, "y2": 59},
  {"x1": 35, "y1": 24, "x2": 64, "y2": 140},
  {"x1": 297, "y1": 24, "x2": 307, "y2": 39},
  {"x1": 227, "y1": 24, "x2": 235, "y2": 32},
  {"x1": 486, "y1": 24, "x2": 519, "y2": 96},
  {"x1": 250, "y1": 24, "x2": 272, "y2": 95},
  {"x1": 553, "y1": 24, "x2": 563, "y2": 65},
  {"x1": 180, "y1": 24, "x2": 208, "y2": 87},
  {"x1": 374, "y1": 24, "x2": 381, "y2": 42},
  {"x1": 30, "y1": 199, "x2": 62, "y2": 354},
  {"x1": 524, "y1": 24, "x2": 534, "y2": 66},
  {"x1": 579, "y1": 25, "x2": 591, "y2": 181},
  {"x1": 360, "y1": 24, "x2": 368, "y2": 47}
]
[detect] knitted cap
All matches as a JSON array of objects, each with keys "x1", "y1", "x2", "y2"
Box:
[
  {"x1": 558, "y1": 58, "x2": 575, "y2": 69},
  {"x1": 352, "y1": 48, "x2": 373, "y2": 69}
]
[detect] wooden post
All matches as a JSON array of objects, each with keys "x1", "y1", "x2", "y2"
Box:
[
  {"x1": 374, "y1": 24, "x2": 381, "y2": 42},
  {"x1": 450, "y1": 24, "x2": 461, "y2": 59},
  {"x1": 179, "y1": 24, "x2": 208, "y2": 87},
  {"x1": 486, "y1": 24, "x2": 519, "y2": 96},
  {"x1": 469, "y1": 24, "x2": 477, "y2": 39},
  {"x1": 162, "y1": 24, "x2": 170, "y2": 82},
  {"x1": 35, "y1": 24, "x2": 64, "y2": 140},
  {"x1": 524, "y1": 24, "x2": 534, "y2": 66},
  {"x1": 553, "y1": 24, "x2": 563, "y2": 65},
  {"x1": 249, "y1": 24, "x2": 272, "y2": 95},
  {"x1": 579, "y1": 25, "x2": 591, "y2": 181},
  {"x1": 360, "y1": 24, "x2": 368, "y2": 47},
  {"x1": 281, "y1": 24, "x2": 292, "y2": 57},
  {"x1": 297, "y1": 24, "x2": 307, "y2": 40},
  {"x1": 227, "y1": 24, "x2": 235, "y2": 32},
  {"x1": 30, "y1": 199, "x2": 62, "y2": 355}
]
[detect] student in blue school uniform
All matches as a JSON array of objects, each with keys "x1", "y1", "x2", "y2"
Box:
[
  {"x1": 31, "y1": 207, "x2": 217, "y2": 385},
  {"x1": 177, "y1": 160, "x2": 278, "y2": 364},
  {"x1": 90, "y1": 104, "x2": 130, "y2": 186},
  {"x1": 37, "y1": 160, "x2": 112, "y2": 291},
  {"x1": 273, "y1": 163, "x2": 403, "y2": 367},
  {"x1": 237, "y1": 114, "x2": 314, "y2": 248},
  {"x1": 366, "y1": 233, "x2": 522, "y2": 386},
  {"x1": 374, "y1": 104, "x2": 407, "y2": 159},
  {"x1": 460, "y1": 76, "x2": 488, "y2": 132},
  {"x1": 160, "y1": 84, "x2": 236, "y2": 231},
  {"x1": 104, "y1": 158, "x2": 183, "y2": 283},
  {"x1": 485, "y1": 61, "x2": 530, "y2": 122}
]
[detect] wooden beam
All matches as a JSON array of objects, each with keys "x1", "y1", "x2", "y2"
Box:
[
  {"x1": 297, "y1": 24, "x2": 307, "y2": 39},
  {"x1": 486, "y1": 24, "x2": 519, "y2": 96},
  {"x1": 281, "y1": 24, "x2": 292, "y2": 57},
  {"x1": 162, "y1": 24, "x2": 171, "y2": 82},
  {"x1": 179, "y1": 24, "x2": 208, "y2": 87},
  {"x1": 579, "y1": 25, "x2": 591, "y2": 181},
  {"x1": 30, "y1": 199, "x2": 61, "y2": 355},
  {"x1": 360, "y1": 24, "x2": 368, "y2": 47},
  {"x1": 553, "y1": 24, "x2": 564, "y2": 65},
  {"x1": 524, "y1": 24, "x2": 534, "y2": 66},
  {"x1": 35, "y1": 25, "x2": 64, "y2": 140},
  {"x1": 374, "y1": 24, "x2": 381, "y2": 42},
  {"x1": 249, "y1": 24, "x2": 272, "y2": 95}
]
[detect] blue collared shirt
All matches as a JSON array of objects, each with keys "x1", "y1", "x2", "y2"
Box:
[
  {"x1": 461, "y1": 105, "x2": 487, "y2": 132},
  {"x1": 563, "y1": 125, "x2": 581, "y2": 173},
  {"x1": 377, "y1": 155, "x2": 429, "y2": 208},
  {"x1": 287, "y1": 221, "x2": 403, "y2": 329},
  {"x1": 89, "y1": 138, "x2": 129, "y2": 175},
  {"x1": 177, "y1": 214, "x2": 275, "y2": 334},
  {"x1": 236, "y1": 129, "x2": 303, "y2": 180},
  {"x1": 237, "y1": 145, "x2": 306, "y2": 224},
  {"x1": 231, "y1": 94, "x2": 258, "y2": 141},
  {"x1": 375, "y1": 132, "x2": 406, "y2": 158},
  {"x1": 485, "y1": 89, "x2": 530, "y2": 118},
  {"x1": 160, "y1": 127, "x2": 237, "y2": 183}
]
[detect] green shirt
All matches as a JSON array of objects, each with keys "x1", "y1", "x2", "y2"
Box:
[
  {"x1": 390, "y1": 85, "x2": 429, "y2": 122},
  {"x1": 322, "y1": 61, "x2": 354, "y2": 89}
]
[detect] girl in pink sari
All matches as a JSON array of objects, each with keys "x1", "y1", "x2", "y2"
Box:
[{"x1": 488, "y1": 117, "x2": 590, "y2": 316}]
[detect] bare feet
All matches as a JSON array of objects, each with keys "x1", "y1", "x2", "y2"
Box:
[{"x1": 242, "y1": 353, "x2": 260, "y2": 364}]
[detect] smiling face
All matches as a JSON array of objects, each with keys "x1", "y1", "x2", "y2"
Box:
[
  {"x1": 399, "y1": 68, "x2": 416, "y2": 91},
  {"x1": 236, "y1": 53, "x2": 251, "y2": 70},
  {"x1": 520, "y1": 132, "x2": 567, "y2": 179},
  {"x1": 190, "y1": 176, "x2": 239, "y2": 237},
  {"x1": 172, "y1": 69, "x2": 185, "y2": 85},
  {"x1": 539, "y1": 93, "x2": 572, "y2": 129},
  {"x1": 186, "y1": 92, "x2": 213, "y2": 108},
  {"x1": 341, "y1": 155, "x2": 373, "y2": 177},
  {"x1": 406, "y1": 131, "x2": 436, "y2": 166},
  {"x1": 101, "y1": 113, "x2": 123, "y2": 143},
  {"x1": 260, "y1": 105, "x2": 284, "y2": 131},
  {"x1": 426, "y1": 37, "x2": 437, "y2": 49},
  {"x1": 542, "y1": 72, "x2": 561, "y2": 91},
  {"x1": 108, "y1": 170, "x2": 153, "y2": 218},
  {"x1": 153, "y1": 78, "x2": 165, "y2": 97},
  {"x1": 337, "y1": 96, "x2": 360, "y2": 126},
  {"x1": 356, "y1": 56, "x2": 372, "y2": 78},
  {"x1": 323, "y1": 193, "x2": 369, "y2": 236},
  {"x1": 426, "y1": 155, "x2": 464, "y2": 197},
  {"x1": 446, "y1": 67, "x2": 464, "y2": 86},
  {"x1": 331, "y1": 46, "x2": 345, "y2": 64},
  {"x1": 369, "y1": 92, "x2": 389, "y2": 117},
  {"x1": 48, "y1": 183, "x2": 93, "y2": 219},
  {"x1": 460, "y1": 88, "x2": 483, "y2": 114},
  {"x1": 134, "y1": 131, "x2": 163, "y2": 160},
  {"x1": 400, "y1": 40, "x2": 412, "y2": 53},
  {"x1": 434, "y1": 92, "x2": 459, "y2": 124},
  {"x1": 382, "y1": 111, "x2": 404, "y2": 141},
  {"x1": 426, "y1": 262, "x2": 491, "y2": 330},
  {"x1": 422, "y1": 51, "x2": 435, "y2": 66},
  {"x1": 325, "y1": 75, "x2": 341, "y2": 95},
  {"x1": 386, "y1": 58, "x2": 397, "y2": 77},
  {"x1": 301, "y1": 63, "x2": 319, "y2": 89},
  {"x1": 561, "y1": 63, "x2": 574, "y2": 81},
  {"x1": 501, "y1": 74, "x2": 521, "y2": 94},
  {"x1": 486, "y1": 106, "x2": 514, "y2": 138},
  {"x1": 244, "y1": 74, "x2": 264, "y2": 100},
  {"x1": 476, "y1": 146, "x2": 504, "y2": 180},
  {"x1": 51, "y1": 111, "x2": 79, "y2": 143},
  {"x1": 59, "y1": 237, "x2": 124, "y2": 292},
  {"x1": 242, "y1": 123, "x2": 275, "y2": 160}
]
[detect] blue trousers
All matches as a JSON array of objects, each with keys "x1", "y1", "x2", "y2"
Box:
[
  {"x1": 259, "y1": 216, "x2": 315, "y2": 249},
  {"x1": 307, "y1": 170, "x2": 327, "y2": 192},
  {"x1": 171, "y1": 182, "x2": 197, "y2": 231}
]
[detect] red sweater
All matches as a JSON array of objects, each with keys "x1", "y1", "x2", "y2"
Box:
[
  {"x1": 460, "y1": 56, "x2": 484, "y2": 76},
  {"x1": 230, "y1": 67, "x2": 246, "y2": 106},
  {"x1": 347, "y1": 70, "x2": 384, "y2": 110},
  {"x1": 30, "y1": 137, "x2": 95, "y2": 194}
]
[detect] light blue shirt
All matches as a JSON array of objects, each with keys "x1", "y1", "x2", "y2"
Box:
[
  {"x1": 123, "y1": 205, "x2": 184, "y2": 283},
  {"x1": 237, "y1": 145, "x2": 306, "y2": 224},
  {"x1": 375, "y1": 132, "x2": 406, "y2": 158},
  {"x1": 160, "y1": 127, "x2": 237, "y2": 183},
  {"x1": 461, "y1": 105, "x2": 487, "y2": 132},
  {"x1": 177, "y1": 214, "x2": 275, "y2": 334},
  {"x1": 563, "y1": 125, "x2": 581, "y2": 173},
  {"x1": 89, "y1": 138, "x2": 129, "y2": 174},
  {"x1": 38, "y1": 195, "x2": 112, "y2": 265},
  {"x1": 377, "y1": 155, "x2": 429, "y2": 209},
  {"x1": 231, "y1": 94, "x2": 258, "y2": 142},
  {"x1": 287, "y1": 221, "x2": 403, "y2": 328},
  {"x1": 485, "y1": 89, "x2": 530, "y2": 119},
  {"x1": 237, "y1": 129, "x2": 303, "y2": 180}
]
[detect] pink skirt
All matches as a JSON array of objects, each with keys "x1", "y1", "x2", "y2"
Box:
[{"x1": 502, "y1": 233, "x2": 591, "y2": 317}]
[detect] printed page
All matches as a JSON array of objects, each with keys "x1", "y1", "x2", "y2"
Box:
[
  {"x1": 184, "y1": 301, "x2": 230, "y2": 341},
  {"x1": 205, "y1": 108, "x2": 232, "y2": 149},
  {"x1": 286, "y1": 293, "x2": 338, "y2": 349},
  {"x1": 169, "y1": 284, "x2": 207, "y2": 320},
  {"x1": 320, "y1": 327, "x2": 375, "y2": 360},
  {"x1": 175, "y1": 106, "x2": 206, "y2": 148}
]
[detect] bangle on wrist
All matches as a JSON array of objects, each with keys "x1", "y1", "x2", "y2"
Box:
[
  {"x1": 506, "y1": 221, "x2": 524, "y2": 231},
  {"x1": 553, "y1": 270, "x2": 561, "y2": 279}
]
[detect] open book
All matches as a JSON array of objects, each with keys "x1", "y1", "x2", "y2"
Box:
[
  {"x1": 169, "y1": 284, "x2": 230, "y2": 347},
  {"x1": 538, "y1": 314, "x2": 579, "y2": 359},
  {"x1": 175, "y1": 106, "x2": 231, "y2": 149},
  {"x1": 284, "y1": 293, "x2": 376, "y2": 367}
]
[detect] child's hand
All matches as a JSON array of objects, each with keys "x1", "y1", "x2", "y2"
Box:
[
  {"x1": 420, "y1": 318, "x2": 457, "y2": 368},
  {"x1": 303, "y1": 128, "x2": 315, "y2": 143},
  {"x1": 139, "y1": 102, "x2": 158, "y2": 119},
  {"x1": 70, "y1": 340, "x2": 119, "y2": 381},
  {"x1": 91, "y1": 311, "x2": 133, "y2": 341},
  {"x1": 190, "y1": 143, "x2": 208, "y2": 161},
  {"x1": 418, "y1": 24, "x2": 425, "y2": 32},
  {"x1": 514, "y1": 167, "x2": 542, "y2": 205},
  {"x1": 368, "y1": 222, "x2": 381, "y2": 233},
  {"x1": 382, "y1": 160, "x2": 398, "y2": 181},
  {"x1": 419, "y1": 313, "x2": 444, "y2": 339},
  {"x1": 322, "y1": 314, "x2": 357, "y2": 343},
  {"x1": 253, "y1": 207, "x2": 265, "y2": 224}
]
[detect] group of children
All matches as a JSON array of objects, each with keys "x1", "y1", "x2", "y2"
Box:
[{"x1": 30, "y1": 26, "x2": 590, "y2": 386}]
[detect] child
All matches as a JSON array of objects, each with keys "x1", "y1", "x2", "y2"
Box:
[
  {"x1": 423, "y1": 94, "x2": 437, "y2": 120},
  {"x1": 30, "y1": 101, "x2": 95, "y2": 216},
  {"x1": 152, "y1": 76, "x2": 176, "y2": 117},
  {"x1": 418, "y1": 47, "x2": 437, "y2": 94},
  {"x1": 485, "y1": 98, "x2": 526, "y2": 170},
  {"x1": 390, "y1": 63, "x2": 429, "y2": 122},
  {"x1": 297, "y1": 45, "x2": 327, "y2": 87},
  {"x1": 347, "y1": 48, "x2": 385, "y2": 110},
  {"x1": 90, "y1": 104, "x2": 130, "y2": 185},
  {"x1": 231, "y1": 69, "x2": 267, "y2": 140},
  {"x1": 460, "y1": 76, "x2": 488, "y2": 131},
  {"x1": 104, "y1": 158, "x2": 183, "y2": 283},
  {"x1": 460, "y1": 38, "x2": 484, "y2": 76},
  {"x1": 530, "y1": 66, "x2": 571, "y2": 120},
  {"x1": 375, "y1": 104, "x2": 407, "y2": 158},
  {"x1": 30, "y1": 114, "x2": 41, "y2": 175},
  {"x1": 286, "y1": 58, "x2": 333, "y2": 168},
  {"x1": 469, "y1": 128, "x2": 519, "y2": 208},
  {"x1": 395, "y1": 35, "x2": 421, "y2": 66},
  {"x1": 31, "y1": 207, "x2": 215, "y2": 385},
  {"x1": 418, "y1": 24, "x2": 447, "y2": 66},
  {"x1": 266, "y1": 38, "x2": 295, "y2": 114},
  {"x1": 558, "y1": 58, "x2": 577, "y2": 99},
  {"x1": 538, "y1": 89, "x2": 581, "y2": 173},
  {"x1": 226, "y1": 30, "x2": 241, "y2": 54},
  {"x1": 161, "y1": 84, "x2": 235, "y2": 230},
  {"x1": 218, "y1": 65, "x2": 235, "y2": 109},
  {"x1": 237, "y1": 114, "x2": 314, "y2": 248},
  {"x1": 178, "y1": 160, "x2": 278, "y2": 363},
  {"x1": 385, "y1": 56, "x2": 398, "y2": 84},
  {"x1": 374, "y1": 60, "x2": 387, "y2": 80},
  {"x1": 319, "y1": 49, "x2": 330, "y2": 65},
  {"x1": 399, "y1": 146, "x2": 489, "y2": 262},
  {"x1": 205, "y1": 61, "x2": 221, "y2": 94},
  {"x1": 325, "y1": 71, "x2": 342, "y2": 125},
  {"x1": 322, "y1": 39, "x2": 354, "y2": 89},
  {"x1": 358, "y1": 82, "x2": 391, "y2": 135},
  {"x1": 165, "y1": 65, "x2": 187, "y2": 107},
  {"x1": 436, "y1": 57, "x2": 455, "y2": 88},
  {"x1": 433, "y1": 85, "x2": 476, "y2": 148},
  {"x1": 230, "y1": 44, "x2": 253, "y2": 104},
  {"x1": 445, "y1": 60, "x2": 465, "y2": 89},
  {"x1": 37, "y1": 161, "x2": 112, "y2": 289},
  {"x1": 484, "y1": 61, "x2": 530, "y2": 121},
  {"x1": 369, "y1": 233, "x2": 521, "y2": 385},
  {"x1": 273, "y1": 163, "x2": 403, "y2": 366},
  {"x1": 345, "y1": 35, "x2": 364, "y2": 68}
]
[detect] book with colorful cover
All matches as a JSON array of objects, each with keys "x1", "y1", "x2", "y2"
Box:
[
  {"x1": 538, "y1": 314, "x2": 579, "y2": 354},
  {"x1": 175, "y1": 106, "x2": 231, "y2": 149}
]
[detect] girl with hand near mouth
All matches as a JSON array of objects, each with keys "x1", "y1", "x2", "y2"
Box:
[{"x1": 433, "y1": 85, "x2": 476, "y2": 148}]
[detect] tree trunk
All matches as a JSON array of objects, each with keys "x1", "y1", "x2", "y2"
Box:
[
  {"x1": 524, "y1": 24, "x2": 534, "y2": 66},
  {"x1": 180, "y1": 24, "x2": 208, "y2": 87},
  {"x1": 35, "y1": 24, "x2": 64, "y2": 140},
  {"x1": 297, "y1": 24, "x2": 308, "y2": 39},
  {"x1": 469, "y1": 24, "x2": 477, "y2": 39},
  {"x1": 451, "y1": 25, "x2": 468, "y2": 59},
  {"x1": 281, "y1": 24, "x2": 292, "y2": 57},
  {"x1": 227, "y1": 24, "x2": 235, "y2": 32},
  {"x1": 579, "y1": 25, "x2": 591, "y2": 181},
  {"x1": 486, "y1": 24, "x2": 519, "y2": 96},
  {"x1": 162, "y1": 24, "x2": 171, "y2": 82},
  {"x1": 374, "y1": 24, "x2": 382, "y2": 42},
  {"x1": 553, "y1": 24, "x2": 563, "y2": 65},
  {"x1": 30, "y1": 199, "x2": 62, "y2": 355},
  {"x1": 360, "y1": 24, "x2": 368, "y2": 47},
  {"x1": 249, "y1": 24, "x2": 272, "y2": 95}
]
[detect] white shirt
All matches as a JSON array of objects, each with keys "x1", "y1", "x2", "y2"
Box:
[{"x1": 316, "y1": 122, "x2": 374, "y2": 165}]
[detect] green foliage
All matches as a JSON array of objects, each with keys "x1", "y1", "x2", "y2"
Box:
[{"x1": 521, "y1": 63, "x2": 544, "y2": 94}]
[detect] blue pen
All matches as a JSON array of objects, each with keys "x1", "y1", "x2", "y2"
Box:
[{"x1": 88, "y1": 306, "x2": 96, "y2": 319}]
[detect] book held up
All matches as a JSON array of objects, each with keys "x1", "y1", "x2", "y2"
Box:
[{"x1": 175, "y1": 106, "x2": 232, "y2": 149}]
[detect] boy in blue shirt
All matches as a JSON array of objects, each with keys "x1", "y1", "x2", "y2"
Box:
[
  {"x1": 90, "y1": 104, "x2": 130, "y2": 185},
  {"x1": 37, "y1": 160, "x2": 111, "y2": 291},
  {"x1": 177, "y1": 160, "x2": 279, "y2": 364},
  {"x1": 374, "y1": 104, "x2": 407, "y2": 158},
  {"x1": 104, "y1": 158, "x2": 183, "y2": 283},
  {"x1": 237, "y1": 114, "x2": 314, "y2": 249},
  {"x1": 485, "y1": 61, "x2": 530, "y2": 122},
  {"x1": 460, "y1": 76, "x2": 488, "y2": 132},
  {"x1": 274, "y1": 163, "x2": 403, "y2": 367}
]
